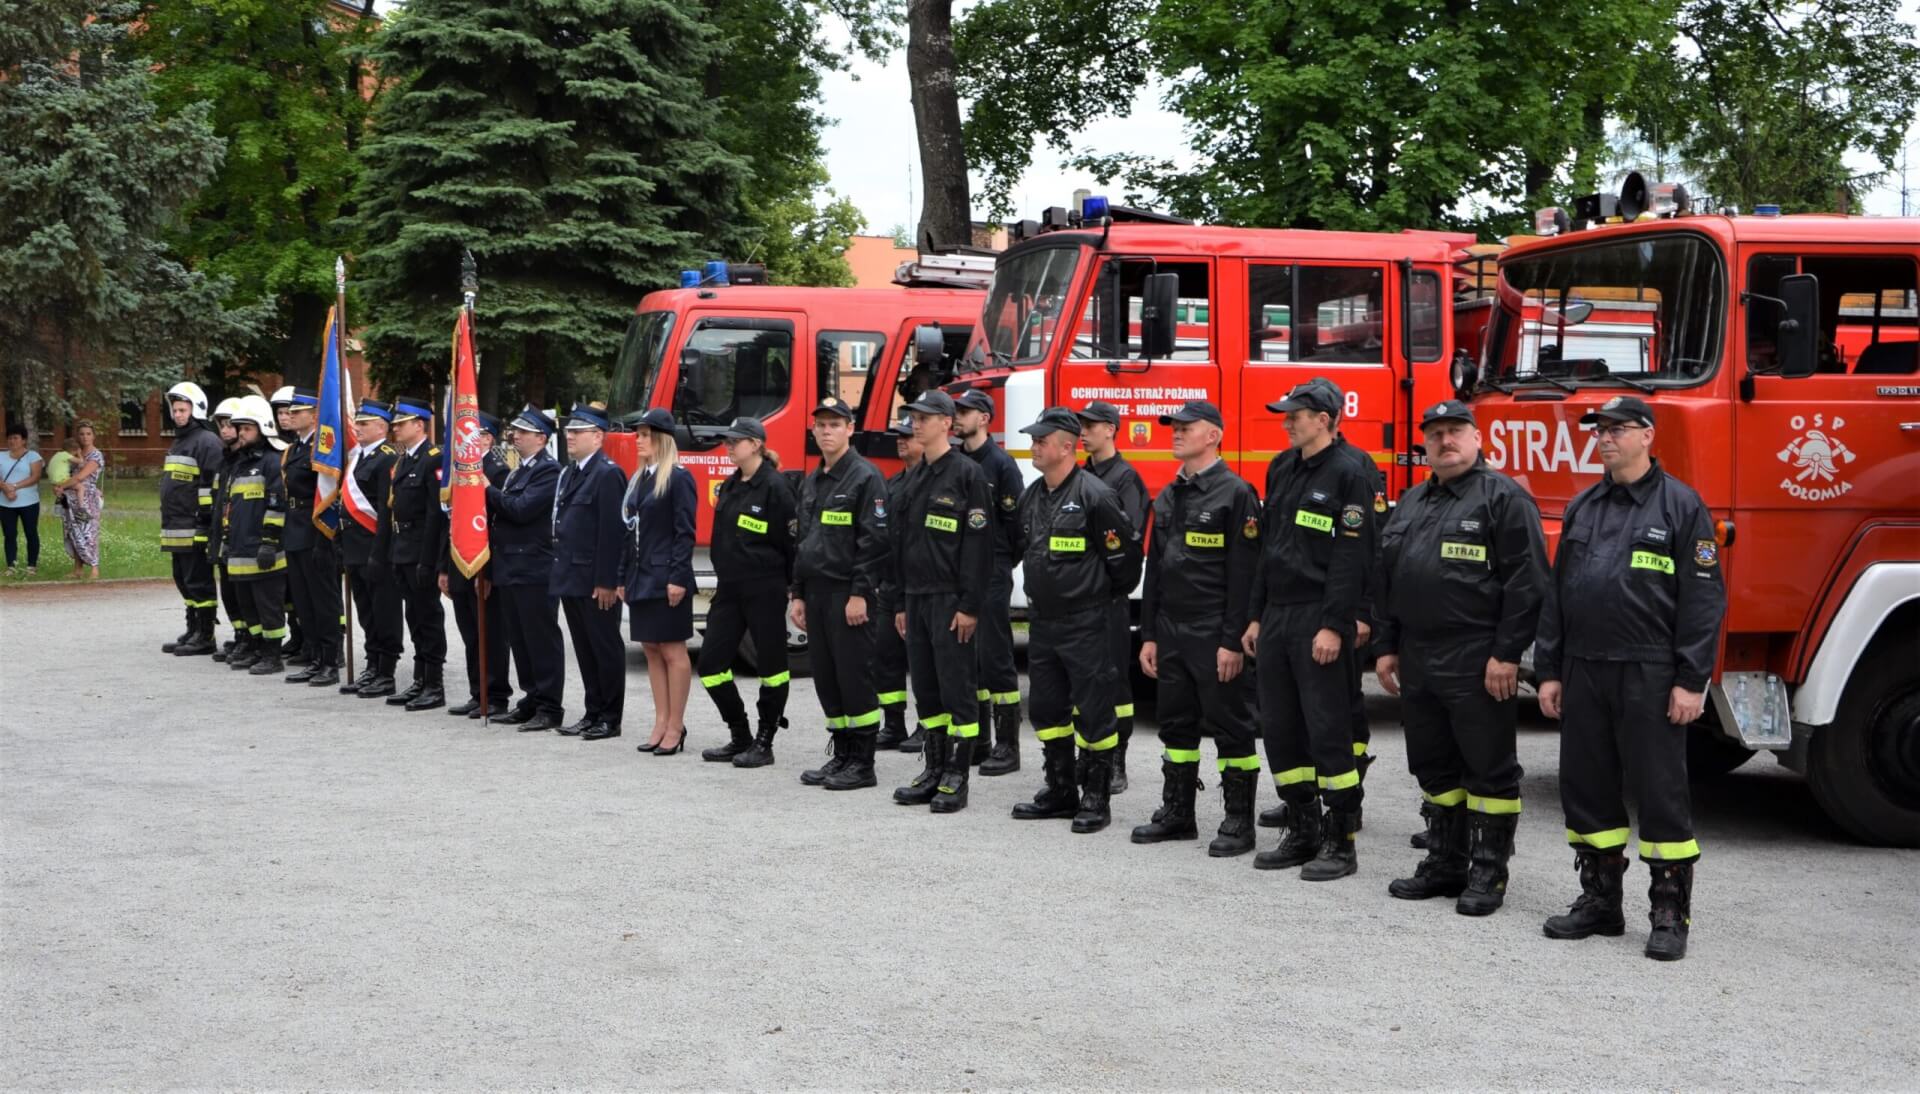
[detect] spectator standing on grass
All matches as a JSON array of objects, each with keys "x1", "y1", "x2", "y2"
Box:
[
  {"x1": 1, "y1": 424, "x2": 44, "y2": 575},
  {"x1": 59, "y1": 420, "x2": 105, "y2": 579}
]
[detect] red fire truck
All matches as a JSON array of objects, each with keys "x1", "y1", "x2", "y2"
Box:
[{"x1": 1450, "y1": 189, "x2": 1920, "y2": 846}]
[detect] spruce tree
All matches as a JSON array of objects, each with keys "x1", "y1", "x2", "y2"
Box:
[{"x1": 350, "y1": 0, "x2": 748, "y2": 403}]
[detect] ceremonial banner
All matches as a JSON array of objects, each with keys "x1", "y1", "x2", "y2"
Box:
[
  {"x1": 312, "y1": 305, "x2": 349, "y2": 536},
  {"x1": 446, "y1": 309, "x2": 490, "y2": 579}
]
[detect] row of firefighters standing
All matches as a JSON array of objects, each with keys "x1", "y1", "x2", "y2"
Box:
[{"x1": 155, "y1": 371, "x2": 1724, "y2": 963}]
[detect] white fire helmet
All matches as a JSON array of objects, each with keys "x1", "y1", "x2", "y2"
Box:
[
  {"x1": 229, "y1": 395, "x2": 276, "y2": 432},
  {"x1": 213, "y1": 397, "x2": 243, "y2": 422},
  {"x1": 269, "y1": 385, "x2": 296, "y2": 408},
  {"x1": 165, "y1": 381, "x2": 210, "y2": 421}
]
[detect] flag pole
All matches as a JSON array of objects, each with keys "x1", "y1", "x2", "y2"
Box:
[
  {"x1": 462, "y1": 249, "x2": 489, "y2": 727},
  {"x1": 337, "y1": 255, "x2": 357, "y2": 684}
]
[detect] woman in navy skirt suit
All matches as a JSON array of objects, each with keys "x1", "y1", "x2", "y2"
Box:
[{"x1": 619, "y1": 408, "x2": 698, "y2": 754}]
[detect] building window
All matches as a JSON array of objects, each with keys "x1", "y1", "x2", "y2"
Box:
[{"x1": 119, "y1": 399, "x2": 148, "y2": 437}]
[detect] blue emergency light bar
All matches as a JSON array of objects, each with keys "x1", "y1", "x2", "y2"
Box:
[
  {"x1": 703, "y1": 260, "x2": 730, "y2": 286},
  {"x1": 680, "y1": 270, "x2": 700, "y2": 288},
  {"x1": 1082, "y1": 195, "x2": 1110, "y2": 221}
]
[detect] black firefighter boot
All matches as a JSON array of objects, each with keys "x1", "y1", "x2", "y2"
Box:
[
  {"x1": 227, "y1": 632, "x2": 261, "y2": 670},
  {"x1": 286, "y1": 640, "x2": 323, "y2": 683},
  {"x1": 1130, "y1": 762, "x2": 1200, "y2": 843},
  {"x1": 801, "y1": 731, "x2": 848, "y2": 786},
  {"x1": 405, "y1": 663, "x2": 447, "y2": 711},
  {"x1": 357, "y1": 655, "x2": 398, "y2": 699},
  {"x1": 1300, "y1": 807, "x2": 1360, "y2": 881},
  {"x1": 387, "y1": 663, "x2": 428, "y2": 706},
  {"x1": 1254, "y1": 800, "x2": 1323, "y2": 870},
  {"x1": 929, "y1": 730, "x2": 972, "y2": 813},
  {"x1": 893, "y1": 726, "x2": 947, "y2": 805},
  {"x1": 1456, "y1": 812, "x2": 1520, "y2": 916},
  {"x1": 702, "y1": 718, "x2": 754, "y2": 763},
  {"x1": 162, "y1": 606, "x2": 194, "y2": 653},
  {"x1": 1644, "y1": 862, "x2": 1694, "y2": 961},
  {"x1": 1388, "y1": 804, "x2": 1469, "y2": 900},
  {"x1": 305, "y1": 647, "x2": 340, "y2": 688},
  {"x1": 875, "y1": 705, "x2": 909, "y2": 751},
  {"x1": 1072, "y1": 749, "x2": 1114, "y2": 833},
  {"x1": 734, "y1": 718, "x2": 784, "y2": 768},
  {"x1": 1011, "y1": 736, "x2": 1078, "y2": 820},
  {"x1": 1109, "y1": 721, "x2": 1131, "y2": 795},
  {"x1": 899, "y1": 722, "x2": 927, "y2": 754},
  {"x1": 248, "y1": 638, "x2": 286, "y2": 676},
  {"x1": 1542, "y1": 851, "x2": 1629, "y2": 940},
  {"x1": 825, "y1": 728, "x2": 879, "y2": 790},
  {"x1": 1208, "y1": 767, "x2": 1258, "y2": 857},
  {"x1": 979, "y1": 702, "x2": 1022, "y2": 776},
  {"x1": 173, "y1": 608, "x2": 217, "y2": 657}
]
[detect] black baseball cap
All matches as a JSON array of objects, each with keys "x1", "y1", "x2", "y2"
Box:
[
  {"x1": 953, "y1": 388, "x2": 995, "y2": 415},
  {"x1": 904, "y1": 389, "x2": 958, "y2": 417},
  {"x1": 812, "y1": 396, "x2": 857, "y2": 420},
  {"x1": 1579, "y1": 395, "x2": 1654, "y2": 428},
  {"x1": 1159, "y1": 400, "x2": 1223, "y2": 427},
  {"x1": 1075, "y1": 400, "x2": 1121, "y2": 426},
  {"x1": 632, "y1": 407, "x2": 676, "y2": 434},
  {"x1": 1419, "y1": 400, "x2": 1476, "y2": 430},
  {"x1": 1019, "y1": 407, "x2": 1083, "y2": 438},
  {"x1": 1268, "y1": 379, "x2": 1342, "y2": 417},
  {"x1": 719, "y1": 416, "x2": 766, "y2": 442},
  {"x1": 887, "y1": 412, "x2": 914, "y2": 437}
]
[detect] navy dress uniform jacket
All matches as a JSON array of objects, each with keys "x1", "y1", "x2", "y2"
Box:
[
  {"x1": 549, "y1": 450, "x2": 628, "y2": 598},
  {"x1": 486, "y1": 452, "x2": 561, "y2": 588},
  {"x1": 619, "y1": 465, "x2": 698, "y2": 601}
]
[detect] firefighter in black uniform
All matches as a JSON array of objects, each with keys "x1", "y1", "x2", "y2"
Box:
[
  {"x1": 1076, "y1": 399, "x2": 1149, "y2": 793},
  {"x1": 1008, "y1": 408, "x2": 1142, "y2": 832},
  {"x1": 954, "y1": 386, "x2": 1026, "y2": 774},
  {"x1": 1374, "y1": 400, "x2": 1548, "y2": 915},
  {"x1": 873, "y1": 411, "x2": 924, "y2": 753},
  {"x1": 549, "y1": 404, "x2": 629, "y2": 738},
  {"x1": 1132, "y1": 400, "x2": 1262, "y2": 854},
  {"x1": 158, "y1": 381, "x2": 224, "y2": 657},
  {"x1": 223, "y1": 396, "x2": 291, "y2": 676},
  {"x1": 890, "y1": 389, "x2": 995, "y2": 813},
  {"x1": 489, "y1": 405, "x2": 566, "y2": 732},
  {"x1": 789, "y1": 396, "x2": 891, "y2": 790},
  {"x1": 1537, "y1": 395, "x2": 1725, "y2": 962},
  {"x1": 340, "y1": 401, "x2": 404, "y2": 697},
  {"x1": 280, "y1": 387, "x2": 345, "y2": 688},
  {"x1": 1245, "y1": 380, "x2": 1375, "y2": 879},
  {"x1": 385, "y1": 396, "x2": 448, "y2": 711},
  {"x1": 208, "y1": 399, "x2": 248, "y2": 662},
  {"x1": 439, "y1": 411, "x2": 512, "y2": 718},
  {"x1": 695, "y1": 416, "x2": 800, "y2": 767},
  {"x1": 269, "y1": 387, "x2": 307, "y2": 662}
]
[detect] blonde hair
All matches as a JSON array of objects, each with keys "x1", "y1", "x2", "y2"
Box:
[
  {"x1": 762, "y1": 447, "x2": 780, "y2": 470},
  {"x1": 649, "y1": 429, "x2": 678, "y2": 499}
]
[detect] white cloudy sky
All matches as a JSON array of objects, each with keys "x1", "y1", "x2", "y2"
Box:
[{"x1": 816, "y1": 20, "x2": 1919, "y2": 231}]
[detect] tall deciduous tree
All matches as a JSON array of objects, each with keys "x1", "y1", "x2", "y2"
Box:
[
  {"x1": 908, "y1": 0, "x2": 971, "y2": 250},
  {"x1": 0, "y1": 1, "x2": 262, "y2": 432},
  {"x1": 1624, "y1": 0, "x2": 1920, "y2": 213},
  {"x1": 349, "y1": 0, "x2": 748, "y2": 404},
  {"x1": 131, "y1": 0, "x2": 378, "y2": 388}
]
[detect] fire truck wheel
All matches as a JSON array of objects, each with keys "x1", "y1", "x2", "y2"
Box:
[
  {"x1": 1809, "y1": 645, "x2": 1920, "y2": 849},
  {"x1": 1686, "y1": 716, "x2": 1756, "y2": 781}
]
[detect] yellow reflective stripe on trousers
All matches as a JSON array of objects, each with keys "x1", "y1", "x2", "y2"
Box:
[
  {"x1": 992, "y1": 691, "x2": 1020, "y2": 705},
  {"x1": 186, "y1": 598, "x2": 218, "y2": 609},
  {"x1": 1639, "y1": 838, "x2": 1700, "y2": 861},
  {"x1": 976, "y1": 688, "x2": 992, "y2": 701},
  {"x1": 948, "y1": 721, "x2": 980, "y2": 739},
  {"x1": 1423, "y1": 788, "x2": 1469, "y2": 807},
  {"x1": 259, "y1": 626, "x2": 289, "y2": 640},
  {"x1": 1076, "y1": 732, "x2": 1119, "y2": 751},
  {"x1": 845, "y1": 708, "x2": 882, "y2": 728},
  {"x1": 1164, "y1": 748, "x2": 1202, "y2": 764},
  {"x1": 1034, "y1": 724, "x2": 1076, "y2": 742},
  {"x1": 877, "y1": 690, "x2": 908, "y2": 705},
  {"x1": 762, "y1": 671, "x2": 791, "y2": 688},
  {"x1": 1467, "y1": 794, "x2": 1523, "y2": 815},
  {"x1": 824, "y1": 715, "x2": 849, "y2": 730},
  {"x1": 1272, "y1": 765, "x2": 1316, "y2": 786},
  {"x1": 1218, "y1": 755, "x2": 1261, "y2": 772},
  {"x1": 700, "y1": 670, "x2": 735, "y2": 688},
  {"x1": 1114, "y1": 703, "x2": 1135, "y2": 718},
  {"x1": 1566, "y1": 827, "x2": 1632, "y2": 850},
  {"x1": 1318, "y1": 768, "x2": 1361, "y2": 791},
  {"x1": 922, "y1": 713, "x2": 952, "y2": 729},
  {"x1": 1352, "y1": 742, "x2": 1369, "y2": 757}
]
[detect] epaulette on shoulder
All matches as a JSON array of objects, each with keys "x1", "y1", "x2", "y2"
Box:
[
  {"x1": 379, "y1": 443, "x2": 396, "y2": 455},
  {"x1": 428, "y1": 446, "x2": 442, "y2": 457}
]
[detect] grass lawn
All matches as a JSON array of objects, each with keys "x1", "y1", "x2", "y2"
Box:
[{"x1": 2, "y1": 475, "x2": 169, "y2": 584}]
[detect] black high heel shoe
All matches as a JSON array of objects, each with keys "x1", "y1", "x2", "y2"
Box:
[{"x1": 651, "y1": 727, "x2": 688, "y2": 757}]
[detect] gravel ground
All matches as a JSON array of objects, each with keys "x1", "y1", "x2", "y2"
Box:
[{"x1": 3, "y1": 583, "x2": 1916, "y2": 1091}]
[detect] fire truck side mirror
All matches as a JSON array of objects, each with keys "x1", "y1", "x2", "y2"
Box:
[
  {"x1": 1776, "y1": 274, "x2": 1820, "y2": 379},
  {"x1": 913, "y1": 324, "x2": 946, "y2": 369},
  {"x1": 1140, "y1": 273, "x2": 1179, "y2": 359}
]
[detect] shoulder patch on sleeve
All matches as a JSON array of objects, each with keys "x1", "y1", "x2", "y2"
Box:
[
  {"x1": 967, "y1": 508, "x2": 988, "y2": 530},
  {"x1": 1341, "y1": 504, "x2": 1364, "y2": 529},
  {"x1": 1242, "y1": 515, "x2": 1259, "y2": 540},
  {"x1": 1693, "y1": 539, "x2": 1718, "y2": 567}
]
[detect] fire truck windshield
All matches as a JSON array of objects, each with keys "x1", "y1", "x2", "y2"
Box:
[
  {"x1": 1485, "y1": 233, "x2": 1725, "y2": 388},
  {"x1": 961, "y1": 244, "x2": 1083, "y2": 373},
  {"x1": 607, "y1": 310, "x2": 676, "y2": 416}
]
